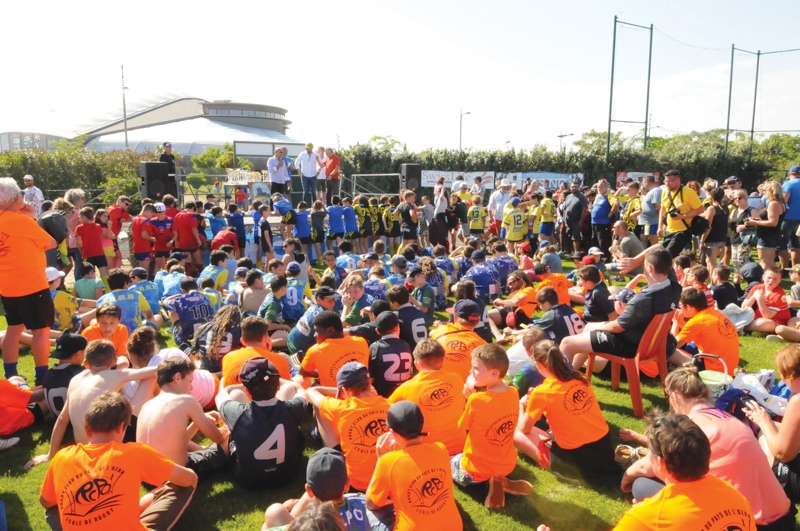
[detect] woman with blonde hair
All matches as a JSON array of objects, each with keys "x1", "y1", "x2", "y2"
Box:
[{"x1": 745, "y1": 180, "x2": 786, "y2": 269}]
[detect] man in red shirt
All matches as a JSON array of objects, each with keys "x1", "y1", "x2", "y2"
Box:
[
  {"x1": 163, "y1": 195, "x2": 180, "y2": 218},
  {"x1": 150, "y1": 203, "x2": 175, "y2": 272},
  {"x1": 131, "y1": 204, "x2": 157, "y2": 275},
  {"x1": 325, "y1": 147, "x2": 341, "y2": 206},
  {"x1": 211, "y1": 227, "x2": 239, "y2": 251},
  {"x1": 172, "y1": 203, "x2": 202, "y2": 276},
  {"x1": 107, "y1": 196, "x2": 132, "y2": 236}
]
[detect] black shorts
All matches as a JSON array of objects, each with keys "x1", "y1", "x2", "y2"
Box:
[
  {"x1": 85, "y1": 255, "x2": 108, "y2": 269},
  {"x1": 550, "y1": 432, "x2": 619, "y2": 487},
  {"x1": 186, "y1": 443, "x2": 229, "y2": 479},
  {"x1": 375, "y1": 223, "x2": 385, "y2": 236},
  {"x1": 176, "y1": 248, "x2": 199, "y2": 255},
  {"x1": 311, "y1": 229, "x2": 325, "y2": 243},
  {"x1": 589, "y1": 330, "x2": 638, "y2": 358},
  {"x1": 773, "y1": 452, "x2": 800, "y2": 504},
  {"x1": 470, "y1": 228, "x2": 485, "y2": 235},
  {"x1": 566, "y1": 221, "x2": 582, "y2": 242},
  {"x1": 237, "y1": 236, "x2": 246, "y2": 250},
  {"x1": 1, "y1": 288, "x2": 55, "y2": 330},
  {"x1": 281, "y1": 211, "x2": 298, "y2": 225},
  {"x1": 328, "y1": 231, "x2": 344, "y2": 240},
  {"x1": 299, "y1": 236, "x2": 313, "y2": 245},
  {"x1": 346, "y1": 231, "x2": 360, "y2": 240},
  {"x1": 154, "y1": 251, "x2": 171, "y2": 258},
  {"x1": 402, "y1": 227, "x2": 418, "y2": 240},
  {"x1": 390, "y1": 225, "x2": 402, "y2": 238}
]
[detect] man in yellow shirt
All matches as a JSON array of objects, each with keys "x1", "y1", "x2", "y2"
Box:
[{"x1": 658, "y1": 169, "x2": 704, "y2": 257}]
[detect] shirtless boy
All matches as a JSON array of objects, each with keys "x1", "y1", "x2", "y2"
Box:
[
  {"x1": 137, "y1": 357, "x2": 230, "y2": 478},
  {"x1": 25, "y1": 339, "x2": 157, "y2": 469}
]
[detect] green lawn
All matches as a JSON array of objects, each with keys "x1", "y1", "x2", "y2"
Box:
[{"x1": 0, "y1": 265, "x2": 794, "y2": 531}]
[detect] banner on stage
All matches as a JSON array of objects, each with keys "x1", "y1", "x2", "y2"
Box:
[
  {"x1": 616, "y1": 172, "x2": 660, "y2": 188},
  {"x1": 521, "y1": 172, "x2": 584, "y2": 190},
  {"x1": 421, "y1": 170, "x2": 495, "y2": 189}
]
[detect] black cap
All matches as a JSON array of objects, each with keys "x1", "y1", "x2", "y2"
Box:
[
  {"x1": 336, "y1": 362, "x2": 370, "y2": 388},
  {"x1": 364, "y1": 252, "x2": 379, "y2": 261},
  {"x1": 163, "y1": 141, "x2": 172, "y2": 147},
  {"x1": 130, "y1": 267, "x2": 148, "y2": 279},
  {"x1": 471, "y1": 250, "x2": 487, "y2": 261},
  {"x1": 453, "y1": 299, "x2": 481, "y2": 322},
  {"x1": 740, "y1": 262, "x2": 764, "y2": 283},
  {"x1": 51, "y1": 333, "x2": 88, "y2": 360},
  {"x1": 391, "y1": 255, "x2": 407, "y2": 268},
  {"x1": 375, "y1": 312, "x2": 400, "y2": 334},
  {"x1": 407, "y1": 266, "x2": 424, "y2": 279},
  {"x1": 369, "y1": 299, "x2": 391, "y2": 316},
  {"x1": 169, "y1": 251, "x2": 188, "y2": 261},
  {"x1": 387, "y1": 401, "x2": 427, "y2": 439},
  {"x1": 533, "y1": 263, "x2": 549, "y2": 275},
  {"x1": 609, "y1": 287, "x2": 636, "y2": 304},
  {"x1": 306, "y1": 448, "x2": 348, "y2": 501},
  {"x1": 315, "y1": 286, "x2": 342, "y2": 299},
  {"x1": 725, "y1": 176, "x2": 740, "y2": 184},
  {"x1": 239, "y1": 358, "x2": 280, "y2": 387}
]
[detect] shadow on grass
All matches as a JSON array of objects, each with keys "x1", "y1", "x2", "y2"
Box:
[{"x1": 0, "y1": 491, "x2": 33, "y2": 531}]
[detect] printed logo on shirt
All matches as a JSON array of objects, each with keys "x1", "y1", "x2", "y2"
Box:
[
  {"x1": 718, "y1": 317, "x2": 737, "y2": 339},
  {"x1": 483, "y1": 413, "x2": 517, "y2": 447},
  {"x1": 326, "y1": 353, "x2": 366, "y2": 382},
  {"x1": 701, "y1": 509, "x2": 753, "y2": 531},
  {"x1": 419, "y1": 382, "x2": 456, "y2": 412},
  {"x1": 59, "y1": 468, "x2": 125, "y2": 524},
  {"x1": 444, "y1": 340, "x2": 470, "y2": 364},
  {"x1": 346, "y1": 411, "x2": 388, "y2": 454},
  {"x1": 562, "y1": 382, "x2": 595, "y2": 415},
  {"x1": 406, "y1": 467, "x2": 451, "y2": 514}
]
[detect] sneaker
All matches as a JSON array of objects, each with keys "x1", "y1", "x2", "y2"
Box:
[
  {"x1": 502, "y1": 477, "x2": 534, "y2": 496},
  {"x1": 614, "y1": 444, "x2": 635, "y2": 467},
  {"x1": 0, "y1": 437, "x2": 20, "y2": 451},
  {"x1": 766, "y1": 335, "x2": 786, "y2": 343},
  {"x1": 485, "y1": 476, "x2": 505, "y2": 508}
]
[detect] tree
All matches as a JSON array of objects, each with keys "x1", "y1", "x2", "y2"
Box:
[{"x1": 369, "y1": 135, "x2": 403, "y2": 153}]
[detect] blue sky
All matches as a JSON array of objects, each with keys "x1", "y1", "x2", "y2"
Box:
[{"x1": 1, "y1": 0, "x2": 798, "y2": 151}]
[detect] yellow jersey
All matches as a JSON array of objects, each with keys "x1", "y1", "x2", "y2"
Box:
[
  {"x1": 540, "y1": 198, "x2": 556, "y2": 223},
  {"x1": 502, "y1": 206, "x2": 527, "y2": 242},
  {"x1": 468, "y1": 205, "x2": 488, "y2": 230}
]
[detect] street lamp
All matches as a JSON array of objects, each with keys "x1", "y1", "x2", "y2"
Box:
[
  {"x1": 459, "y1": 107, "x2": 471, "y2": 150},
  {"x1": 557, "y1": 132, "x2": 574, "y2": 151},
  {"x1": 121, "y1": 64, "x2": 129, "y2": 149}
]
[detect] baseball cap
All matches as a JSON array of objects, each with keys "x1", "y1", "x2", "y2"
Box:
[
  {"x1": 336, "y1": 362, "x2": 370, "y2": 388},
  {"x1": 407, "y1": 266, "x2": 424, "y2": 279},
  {"x1": 364, "y1": 252, "x2": 379, "y2": 261},
  {"x1": 387, "y1": 401, "x2": 427, "y2": 439},
  {"x1": 130, "y1": 267, "x2": 148, "y2": 279},
  {"x1": 315, "y1": 286, "x2": 342, "y2": 299},
  {"x1": 533, "y1": 263, "x2": 549, "y2": 275},
  {"x1": 581, "y1": 255, "x2": 597, "y2": 266},
  {"x1": 471, "y1": 250, "x2": 487, "y2": 261},
  {"x1": 154, "y1": 202, "x2": 166, "y2": 213},
  {"x1": 375, "y1": 311, "x2": 400, "y2": 334},
  {"x1": 287, "y1": 261, "x2": 302, "y2": 273},
  {"x1": 519, "y1": 242, "x2": 531, "y2": 253},
  {"x1": 725, "y1": 176, "x2": 740, "y2": 184},
  {"x1": 391, "y1": 255, "x2": 407, "y2": 268},
  {"x1": 169, "y1": 251, "x2": 188, "y2": 261},
  {"x1": 306, "y1": 448, "x2": 348, "y2": 501},
  {"x1": 305, "y1": 142, "x2": 314, "y2": 149},
  {"x1": 539, "y1": 240, "x2": 550, "y2": 249},
  {"x1": 46, "y1": 267, "x2": 65, "y2": 283},
  {"x1": 609, "y1": 287, "x2": 636, "y2": 304},
  {"x1": 511, "y1": 197, "x2": 521, "y2": 206},
  {"x1": 453, "y1": 299, "x2": 481, "y2": 322},
  {"x1": 51, "y1": 333, "x2": 88, "y2": 360},
  {"x1": 587, "y1": 247, "x2": 603, "y2": 256},
  {"x1": 740, "y1": 262, "x2": 764, "y2": 283},
  {"x1": 163, "y1": 141, "x2": 171, "y2": 147},
  {"x1": 239, "y1": 358, "x2": 280, "y2": 388},
  {"x1": 790, "y1": 165, "x2": 800, "y2": 174},
  {"x1": 369, "y1": 299, "x2": 391, "y2": 315},
  {"x1": 750, "y1": 191, "x2": 761, "y2": 198},
  {"x1": 235, "y1": 267, "x2": 249, "y2": 278}
]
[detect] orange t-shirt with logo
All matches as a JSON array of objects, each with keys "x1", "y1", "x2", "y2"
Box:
[
  {"x1": 40, "y1": 441, "x2": 175, "y2": 531},
  {"x1": 319, "y1": 395, "x2": 390, "y2": 491},
  {"x1": 81, "y1": 324, "x2": 129, "y2": 356},
  {"x1": 0, "y1": 379, "x2": 34, "y2": 436},
  {"x1": 614, "y1": 474, "x2": 757, "y2": 531},
  {"x1": 221, "y1": 346, "x2": 291, "y2": 386},
  {"x1": 389, "y1": 370, "x2": 466, "y2": 455},
  {"x1": 531, "y1": 273, "x2": 572, "y2": 311},
  {"x1": 526, "y1": 376, "x2": 609, "y2": 450},
  {"x1": 677, "y1": 308, "x2": 739, "y2": 375},
  {"x1": 515, "y1": 286, "x2": 539, "y2": 318},
  {"x1": 0, "y1": 211, "x2": 52, "y2": 297},
  {"x1": 458, "y1": 386, "x2": 519, "y2": 482},
  {"x1": 301, "y1": 336, "x2": 370, "y2": 387},
  {"x1": 430, "y1": 325, "x2": 486, "y2": 381},
  {"x1": 367, "y1": 441, "x2": 462, "y2": 531}
]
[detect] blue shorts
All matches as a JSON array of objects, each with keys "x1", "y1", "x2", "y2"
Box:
[
  {"x1": 135, "y1": 251, "x2": 152, "y2": 261},
  {"x1": 640, "y1": 224, "x2": 658, "y2": 236},
  {"x1": 540, "y1": 222, "x2": 554, "y2": 236},
  {"x1": 783, "y1": 219, "x2": 800, "y2": 250}
]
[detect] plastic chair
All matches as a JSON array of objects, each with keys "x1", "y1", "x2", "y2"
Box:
[{"x1": 585, "y1": 312, "x2": 672, "y2": 418}]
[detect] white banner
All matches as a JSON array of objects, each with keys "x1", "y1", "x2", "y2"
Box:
[
  {"x1": 496, "y1": 172, "x2": 524, "y2": 186},
  {"x1": 521, "y1": 171, "x2": 584, "y2": 190},
  {"x1": 421, "y1": 170, "x2": 496, "y2": 189}
]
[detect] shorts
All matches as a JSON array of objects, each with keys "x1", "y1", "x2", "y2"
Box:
[
  {"x1": 589, "y1": 330, "x2": 638, "y2": 358},
  {"x1": 154, "y1": 250, "x2": 171, "y2": 258},
  {"x1": 1, "y1": 288, "x2": 55, "y2": 330},
  {"x1": 546, "y1": 432, "x2": 619, "y2": 487},
  {"x1": 566, "y1": 221, "x2": 582, "y2": 242},
  {"x1": 704, "y1": 240, "x2": 725, "y2": 250},
  {"x1": 402, "y1": 227, "x2": 418, "y2": 241},
  {"x1": 103, "y1": 246, "x2": 115, "y2": 258},
  {"x1": 390, "y1": 225, "x2": 402, "y2": 238},
  {"x1": 186, "y1": 443, "x2": 229, "y2": 478},
  {"x1": 328, "y1": 231, "x2": 344, "y2": 240},
  {"x1": 470, "y1": 228, "x2": 485, "y2": 235},
  {"x1": 299, "y1": 236, "x2": 313, "y2": 245},
  {"x1": 311, "y1": 229, "x2": 325, "y2": 243},
  {"x1": 237, "y1": 236, "x2": 246, "y2": 250},
  {"x1": 757, "y1": 234, "x2": 782, "y2": 250},
  {"x1": 375, "y1": 223, "x2": 385, "y2": 236},
  {"x1": 281, "y1": 211, "x2": 298, "y2": 225},
  {"x1": 346, "y1": 231, "x2": 360, "y2": 240},
  {"x1": 773, "y1": 453, "x2": 800, "y2": 504},
  {"x1": 260, "y1": 235, "x2": 271, "y2": 253},
  {"x1": 640, "y1": 224, "x2": 658, "y2": 236},
  {"x1": 113, "y1": 239, "x2": 120, "y2": 251},
  {"x1": 783, "y1": 219, "x2": 800, "y2": 251},
  {"x1": 176, "y1": 247, "x2": 199, "y2": 255},
  {"x1": 135, "y1": 251, "x2": 153, "y2": 261},
  {"x1": 317, "y1": 179, "x2": 327, "y2": 192},
  {"x1": 540, "y1": 222, "x2": 554, "y2": 236},
  {"x1": 460, "y1": 223, "x2": 469, "y2": 237},
  {"x1": 85, "y1": 255, "x2": 108, "y2": 269},
  {"x1": 450, "y1": 453, "x2": 480, "y2": 486}
]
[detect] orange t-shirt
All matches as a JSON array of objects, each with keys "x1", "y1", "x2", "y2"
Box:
[
  {"x1": 531, "y1": 273, "x2": 572, "y2": 311},
  {"x1": 389, "y1": 370, "x2": 466, "y2": 455},
  {"x1": 367, "y1": 442, "x2": 462, "y2": 531},
  {"x1": 0, "y1": 379, "x2": 34, "y2": 436},
  {"x1": 430, "y1": 324, "x2": 486, "y2": 381},
  {"x1": 458, "y1": 386, "x2": 519, "y2": 482},
  {"x1": 526, "y1": 376, "x2": 609, "y2": 450},
  {"x1": 614, "y1": 474, "x2": 757, "y2": 531},
  {"x1": 81, "y1": 324, "x2": 129, "y2": 356},
  {"x1": 0, "y1": 211, "x2": 52, "y2": 297},
  {"x1": 514, "y1": 286, "x2": 539, "y2": 318},
  {"x1": 221, "y1": 346, "x2": 291, "y2": 386},
  {"x1": 319, "y1": 395, "x2": 390, "y2": 491},
  {"x1": 677, "y1": 308, "x2": 739, "y2": 375},
  {"x1": 301, "y1": 336, "x2": 370, "y2": 387},
  {"x1": 40, "y1": 441, "x2": 175, "y2": 531}
]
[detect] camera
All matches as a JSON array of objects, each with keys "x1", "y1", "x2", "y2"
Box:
[{"x1": 668, "y1": 208, "x2": 680, "y2": 218}]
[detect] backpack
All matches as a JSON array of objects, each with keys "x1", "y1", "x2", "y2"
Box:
[
  {"x1": 714, "y1": 388, "x2": 760, "y2": 437},
  {"x1": 38, "y1": 210, "x2": 68, "y2": 244}
]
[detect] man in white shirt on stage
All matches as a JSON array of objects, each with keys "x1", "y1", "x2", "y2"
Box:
[
  {"x1": 296, "y1": 143, "x2": 320, "y2": 205},
  {"x1": 268, "y1": 147, "x2": 290, "y2": 198}
]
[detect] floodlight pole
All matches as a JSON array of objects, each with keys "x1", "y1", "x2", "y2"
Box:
[
  {"x1": 558, "y1": 132, "x2": 574, "y2": 151},
  {"x1": 121, "y1": 64, "x2": 129, "y2": 149},
  {"x1": 606, "y1": 15, "x2": 618, "y2": 162},
  {"x1": 643, "y1": 24, "x2": 653, "y2": 150},
  {"x1": 750, "y1": 50, "x2": 761, "y2": 152},
  {"x1": 725, "y1": 44, "x2": 735, "y2": 156},
  {"x1": 459, "y1": 108, "x2": 471, "y2": 150}
]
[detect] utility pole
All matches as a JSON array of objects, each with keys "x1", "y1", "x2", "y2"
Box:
[
  {"x1": 459, "y1": 107, "x2": 471, "y2": 150},
  {"x1": 121, "y1": 64, "x2": 129, "y2": 149}
]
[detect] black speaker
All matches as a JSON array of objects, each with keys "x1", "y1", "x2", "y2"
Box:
[
  {"x1": 140, "y1": 162, "x2": 176, "y2": 200},
  {"x1": 401, "y1": 163, "x2": 422, "y2": 191}
]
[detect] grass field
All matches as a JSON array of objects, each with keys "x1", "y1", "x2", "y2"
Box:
[{"x1": 0, "y1": 262, "x2": 794, "y2": 531}]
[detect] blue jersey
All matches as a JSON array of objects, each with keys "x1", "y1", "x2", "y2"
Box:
[
  {"x1": 324, "y1": 266, "x2": 347, "y2": 288},
  {"x1": 434, "y1": 256, "x2": 459, "y2": 285},
  {"x1": 97, "y1": 289, "x2": 150, "y2": 333},
  {"x1": 284, "y1": 278, "x2": 309, "y2": 321},
  {"x1": 327, "y1": 205, "x2": 345, "y2": 233},
  {"x1": 287, "y1": 303, "x2": 325, "y2": 354},
  {"x1": 252, "y1": 209, "x2": 262, "y2": 230},
  {"x1": 427, "y1": 268, "x2": 449, "y2": 310},
  {"x1": 294, "y1": 210, "x2": 311, "y2": 238},
  {"x1": 161, "y1": 272, "x2": 186, "y2": 299},
  {"x1": 455, "y1": 256, "x2": 473, "y2": 280},
  {"x1": 386, "y1": 273, "x2": 405, "y2": 286},
  {"x1": 462, "y1": 263, "x2": 500, "y2": 303},
  {"x1": 336, "y1": 252, "x2": 360, "y2": 271},
  {"x1": 225, "y1": 258, "x2": 238, "y2": 282},
  {"x1": 154, "y1": 270, "x2": 169, "y2": 299},
  {"x1": 129, "y1": 281, "x2": 159, "y2": 313},
  {"x1": 202, "y1": 288, "x2": 222, "y2": 312},
  {"x1": 272, "y1": 199, "x2": 293, "y2": 216},
  {"x1": 489, "y1": 255, "x2": 519, "y2": 294},
  {"x1": 226, "y1": 212, "x2": 246, "y2": 234},
  {"x1": 343, "y1": 206, "x2": 358, "y2": 232},
  {"x1": 198, "y1": 264, "x2": 227, "y2": 288},
  {"x1": 363, "y1": 278, "x2": 390, "y2": 300},
  {"x1": 209, "y1": 216, "x2": 226, "y2": 237},
  {"x1": 165, "y1": 291, "x2": 214, "y2": 346}
]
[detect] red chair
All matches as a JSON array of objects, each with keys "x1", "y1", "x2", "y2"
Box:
[{"x1": 585, "y1": 312, "x2": 672, "y2": 418}]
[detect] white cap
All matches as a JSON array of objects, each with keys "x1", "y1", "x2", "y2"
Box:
[
  {"x1": 588, "y1": 247, "x2": 603, "y2": 255},
  {"x1": 154, "y1": 202, "x2": 166, "y2": 213},
  {"x1": 46, "y1": 267, "x2": 66, "y2": 282}
]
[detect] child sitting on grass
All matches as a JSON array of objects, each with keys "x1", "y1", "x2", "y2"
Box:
[{"x1": 72, "y1": 263, "x2": 104, "y2": 300}]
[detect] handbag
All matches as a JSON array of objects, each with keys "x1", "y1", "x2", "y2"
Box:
[
  {"x1": 665, "y1": 186, "x2": 708, "y2": 236},
  {"x1": 739, "y1": 207, "x2": 757, "y2": 247}
]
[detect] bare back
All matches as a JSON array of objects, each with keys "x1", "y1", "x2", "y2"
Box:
[
  {"x1": 137, "y1": 391, "x2": 198, "y2": 465},
  {"x1": 67, "y1": 369, "x2": 136, "y2": 444}
]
